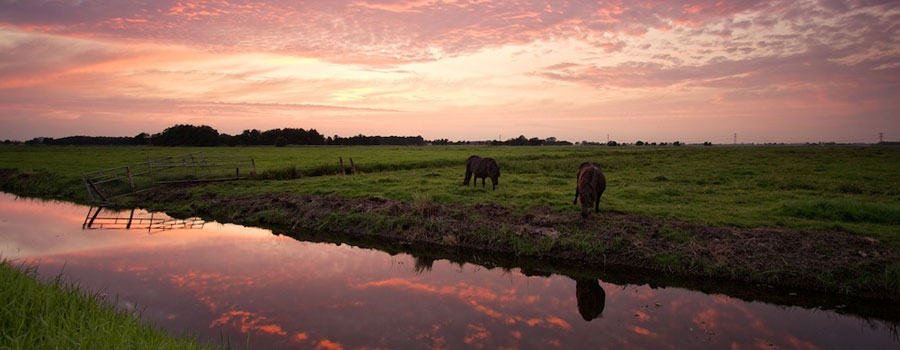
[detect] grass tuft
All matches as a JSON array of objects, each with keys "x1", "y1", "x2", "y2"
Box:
[{"x1": 0, "y1": 260, "x2": 222, "y2": 350}]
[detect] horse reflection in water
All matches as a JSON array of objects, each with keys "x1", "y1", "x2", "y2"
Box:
[{"x1": 575, "y1": 279, "x2": 607, "y2": 321}]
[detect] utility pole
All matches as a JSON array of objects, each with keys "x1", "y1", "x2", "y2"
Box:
[
  {"x1": 607, "y1": 133, "x2": 609, "y2": 142},
  {"x1": 734, "y1": 133, "x2": 737, "y2": 145}
]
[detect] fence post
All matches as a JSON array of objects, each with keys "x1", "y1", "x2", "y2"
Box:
[
  {"x1": 82, "y1": 174, "x2": 97, "y2": 203},
  {"x1": 339, "y1": 157, "x2": 346, "y2": 176},
  {"x1": 147, "y1": 157, "x2": 155, "y2": 183},
  {"x1": 349, "y1": 157, "x2": 358, "y2": 174},
  {"x1": 126, "y1": 166, "x2": 136, "y2": 193},
  {"x1": 203, "y1": 153, "x2": 213, "y2": 176},
  {"x1": 85, "y1": 178, "x2": 107, "y2": 202},
  {"x1": 126, "y1": 208, "x2": 135, "y2": 229}
]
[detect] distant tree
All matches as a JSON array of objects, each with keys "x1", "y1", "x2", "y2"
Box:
[
  {"x1": 607, "y1": 140, "x2": 618, "y2": 146},
  {"x1": 133, "y1": 132, "x2": 150, "y2": 145},
  {"x1": 239, "y1": 129, "x2": 262, "y2": 145},
  {"x1": 673, "y1": 141, "x2": 682, "y2": 146},
  {"x1": 507, "y1": 135, "x2": 527, "y2": 146},
  {"x1": 274, "y1": 136, "x2": 288, "y2": 147},
  {"x1": 151, "y1": 124, "x2": 219, "y2": 146},
  {"x1": 635, "y1": 140, "x2": 645, "y2": 146},
  {"x1": 218, "y1": 133, "x2": 239, "y2": 146}
]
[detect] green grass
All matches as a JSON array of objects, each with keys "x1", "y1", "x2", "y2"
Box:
[
  {"x1": 0, "y1": 260, "x2": 220, "y2": 350},
  {"x1": 2, "y1": 145, "x2": 899, "y2": 245}
]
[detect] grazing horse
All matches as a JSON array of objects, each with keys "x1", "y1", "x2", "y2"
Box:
[
  {"x1": 574, "y1": 162, "x2": 606, "y2": 219},
  {"x1": 462, "y1": 155, "x2": 500, "y2": 190}
]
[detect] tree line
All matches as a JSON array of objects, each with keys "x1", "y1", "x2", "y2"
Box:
[
  {"x1": 14, "y1": 124, "x2": 697, "y2": 147},
  {"x1": 20, "y1": 125, "x2": 422, "y2": 147},
  {"x1": 431, "y1": 135, "x2": 572, "y2": 146}
]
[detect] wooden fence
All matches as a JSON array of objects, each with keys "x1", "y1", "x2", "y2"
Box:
[{"x1": 81, "y1": 152, "x2": 255, "y2": 204}]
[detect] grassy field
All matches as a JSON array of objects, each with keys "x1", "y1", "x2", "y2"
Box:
[
  {"x1": 0, "y1": 260, "x2": 220, "y2": 350},
  {"x1": 2, "y1": 145, "x2": 898, "y2": 246}
]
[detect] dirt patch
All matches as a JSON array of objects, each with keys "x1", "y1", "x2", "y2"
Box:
[{"x1": 139, "y1": 188, "x2": 900, "y2": 300}]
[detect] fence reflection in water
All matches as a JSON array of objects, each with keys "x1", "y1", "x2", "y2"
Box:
[{"x1": 82, "y1": 205, "x2": 205, "y2": 233}]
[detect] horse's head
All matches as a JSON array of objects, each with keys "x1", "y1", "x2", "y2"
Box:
[{"x1": 579, "y1": 186, "x2": 593, "y2": 219}]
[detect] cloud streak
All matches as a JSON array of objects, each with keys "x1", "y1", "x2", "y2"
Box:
[{"x1": 0, "y1": 0, "x2": 898, "y2": 141}]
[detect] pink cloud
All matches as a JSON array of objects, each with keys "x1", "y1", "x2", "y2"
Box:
[
  {"x1": 5, "y1": 0, "x2": 888, "y2": 64},
  {"x1": 1, "y1": 0, "x2": 898, "y2": 142}
]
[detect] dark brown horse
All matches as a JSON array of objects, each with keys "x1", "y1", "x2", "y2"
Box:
[
  {"x1": 462, "y1": 155, "x2": 500, "y2": 190},
  {"x1": 574, "y1": 162, "x2": 606, "y2": 219}
]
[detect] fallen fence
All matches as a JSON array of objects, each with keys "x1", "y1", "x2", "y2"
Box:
[{"x1": 81, "y1": 152, "x2": 255, "y2": 204}]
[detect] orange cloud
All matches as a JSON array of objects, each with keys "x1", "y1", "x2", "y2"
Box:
[
  {"x1": 463, "y1": 324, "x2": 490, "y2": 346},
  {"x1": 293, "y1": 332, "x2": 309, "y2": 342},
  {"x1": 634, "y1": 310, "x2": 649, "y2": 321},
  {"x1": 784, "y1": 336, "x2": 820, "y2": 350},
  {"x1": 632, "y1": 326, "x2": 655, "y2": 337},
  {"x1": 209, "y1": 310, "x2": 287, "y2": 336},
  {"x1": 545, "y1": 317, "x2": 572, "y2": 332},
  {"x1": 316, "y1": 339, "x2": 344, "y2": 350},
  {"x1": 692, "y1": 308, "x2": 719, "y2": 331}
]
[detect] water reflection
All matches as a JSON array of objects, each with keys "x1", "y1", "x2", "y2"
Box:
[
  {"x1": 575, "y1": 279, "x2": 606, "y2": 322},
  {"x1": 0, "y1": 193, "x2": 898, "y2": 349},
  {"x1": 83, "y1": 205, "x2": 205, "y2": 232}
]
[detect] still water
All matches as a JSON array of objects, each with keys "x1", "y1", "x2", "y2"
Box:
[{"x1": 0, "y1": 193, "x2": 897, "y2": 349}]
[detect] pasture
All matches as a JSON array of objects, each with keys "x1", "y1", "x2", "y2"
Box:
[{"x1": 1, "y1": 145, "x2": 899, "y2": 246}]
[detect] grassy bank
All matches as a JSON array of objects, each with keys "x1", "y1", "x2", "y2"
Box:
[
  {"x1": 0, "y1": 260, "x2": 218, "y2": 350},
  {"x1": 3, "y1": 145, "x2": 896, "y2": 246}
]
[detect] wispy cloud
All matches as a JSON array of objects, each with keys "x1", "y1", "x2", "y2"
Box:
[{"x1": 1, "y1": 0, "x2": 898, "y2": 141}]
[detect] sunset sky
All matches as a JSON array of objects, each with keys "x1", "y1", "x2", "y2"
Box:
[{"x1": 1, "y1": 0, "x2": 898, "y2": 143}]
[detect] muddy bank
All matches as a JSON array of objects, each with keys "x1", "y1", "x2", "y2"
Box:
[{"x1": 139, "y1": 187, "x2": 900, "y2": 301}]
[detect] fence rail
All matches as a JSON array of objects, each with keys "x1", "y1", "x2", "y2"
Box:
[
  {"x1": 82, "y1": 205, "x2": 205, "y2": 232},
  {"x1": 82, "y1": 152, "x2": 255, "y2": 204}
]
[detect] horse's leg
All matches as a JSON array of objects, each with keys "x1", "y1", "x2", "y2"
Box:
[
  {"x1": 595, "y1": 191, "x2": 600, "y2": 213},
  {"x1": 463, "y1": 169, "x2": 472, "y2": 185},
  {"x1": 481, "y1": 177, "x2": 485, "y2": 187},
  {"x1": 573, "y1": 184, "x2": 579, "y2": 205}
]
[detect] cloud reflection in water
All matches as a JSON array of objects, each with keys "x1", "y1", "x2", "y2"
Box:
[{"x1": 0, "y1": 194, "x2": 896, "y2": 349}]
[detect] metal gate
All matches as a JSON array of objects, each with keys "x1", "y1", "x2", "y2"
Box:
[{"x1": 81, "y1": 152, "x2": 255, "y2": 204}]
